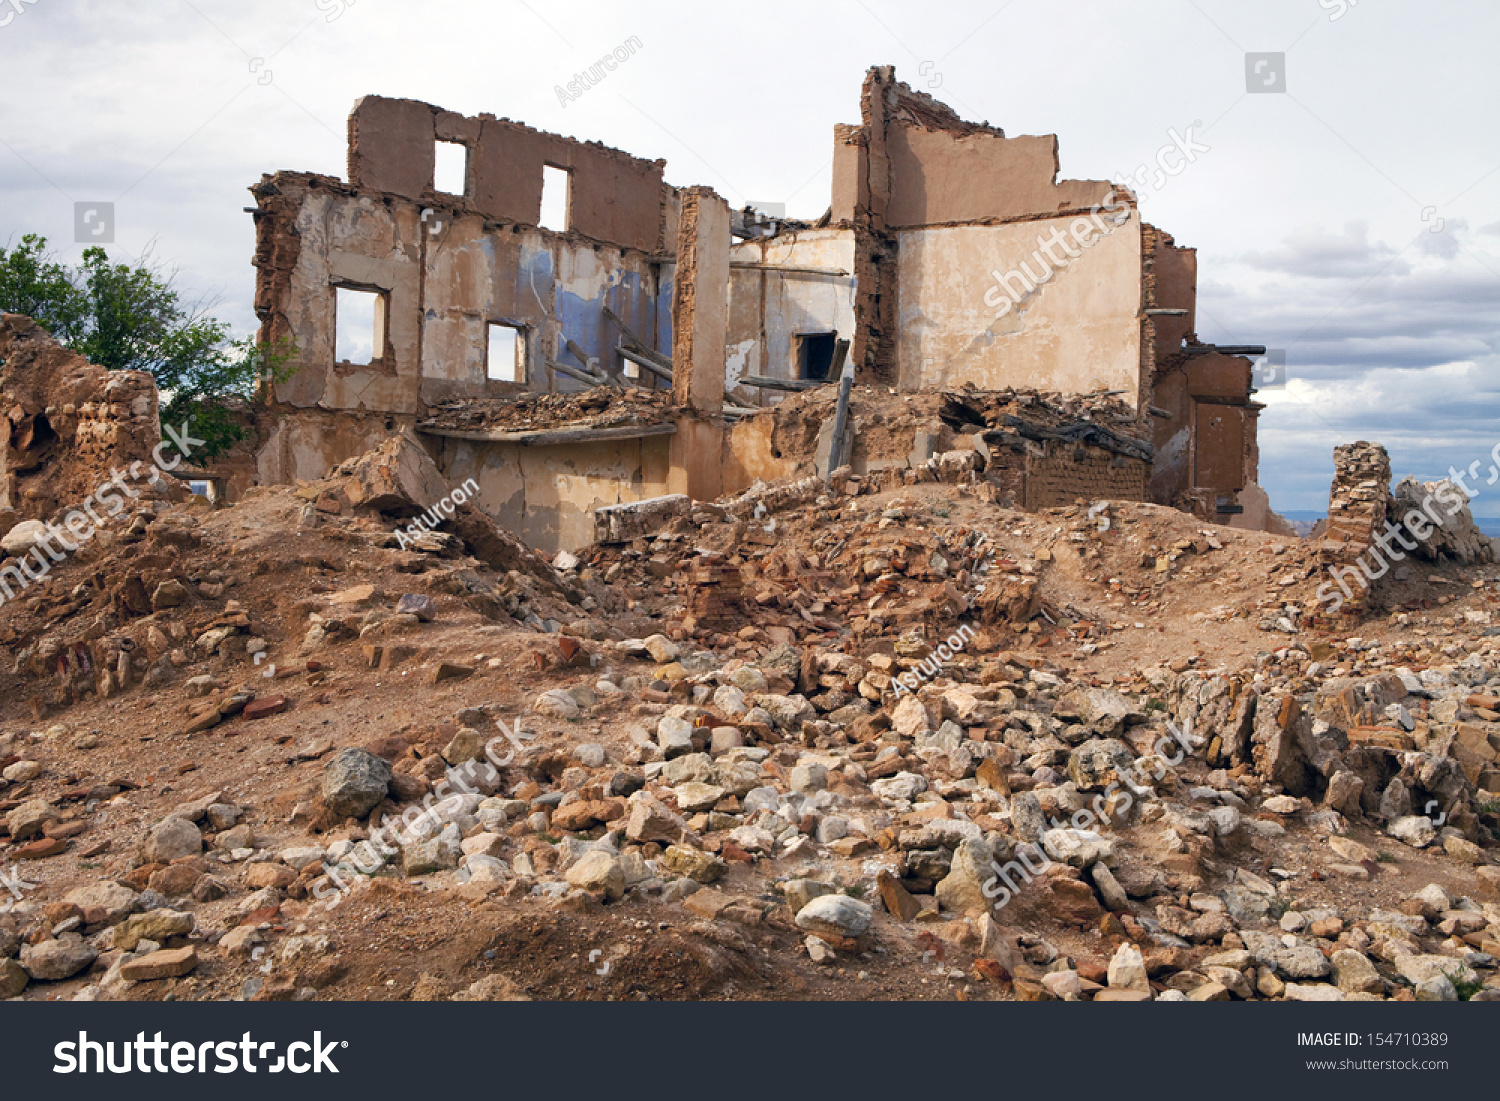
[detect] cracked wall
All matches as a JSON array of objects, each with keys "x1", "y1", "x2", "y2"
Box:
[
  {"x1": 726, "y1": 228, "x2": 857, "y2": 404},
  {"x1": 426, "y1": 433, "x2": 671, "y2": 553},
  {"x1": 895, "y1": 212, "x2": 1144, "y2": 400},
  {"x1": 250, "y1": 96, "x2": 682, "y2": 536},
  {"x1": 0, "y1": 314, "x2": 161, "y2": 522}
]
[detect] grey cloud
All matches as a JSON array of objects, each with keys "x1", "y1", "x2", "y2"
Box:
[{"x1": 1241, "y1": 221, "x2": 1410, "y2": 280}]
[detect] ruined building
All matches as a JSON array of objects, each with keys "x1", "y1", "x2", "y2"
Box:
[{"x1": 243, "y1": 66, "x2": 1275, "y2": 553}]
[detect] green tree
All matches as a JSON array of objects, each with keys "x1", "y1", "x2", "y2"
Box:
[
  {"x1": 0, "y1": 234, "x2": 295, "y2": 460},
  {"x1": 0, "y1": 234, "x2": 88, "y2": 342}
]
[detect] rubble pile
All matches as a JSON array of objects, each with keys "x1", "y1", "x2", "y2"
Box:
[
  {"x1": 2, "y1": 451, "x2": 1500, "y2": 1004},
  {"x1": 0, "y1": 433, "x2": 611, "y2": 720},
  {"x1": 1318, "y1": 443, "x2": 1496, "y2": 622},
  {"x1": 736, "y1": 385, "x2": 1150, "y2": 483},
  {"x1": 420, "y1": 388, "x2": 673, "y2": 435},
  {"x1": 937, "y1": 386, "x2": 1146, "y2": 436}
]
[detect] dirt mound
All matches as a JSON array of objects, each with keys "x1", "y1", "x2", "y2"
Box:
[
  {"x1": 0, "y1": 434, "x2": 619, "y2": 720},
  {"x1": 2, "y1": 463, "x2": 1499, "y2": 1007}
]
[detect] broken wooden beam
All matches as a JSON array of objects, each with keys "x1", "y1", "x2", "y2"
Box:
[
  {"x1": 1185, "y1": 343, "x2": 1267, "y2": 357},
  {"x1": 829, "y1": 337, "x2": 850, "y2": 378},
  {"x1": 988, "y1": 414, "x2": 1154, "y2": 463},
  {"x1": 729, "y1": 262, "x2": 850, "y2": 277},
  {"x1": 547, "y1": 359, "x2": 607, "y2": 388},
  {"x1": 616, "y1": 345, "x2": 674, "y2": 383},
  {"x1": 602, "y1": 306, "x2": 672, "y2": 370},
  {"x1": 739, "y1": 374, "x2": 828, "y2": 392},
  {"x1": 564, "y1": 337, "x2": 611, "y2": 381},
  {"x1": 826, "y1": 351, "x2": 855, "y2": 481},
  {"x1": 419, "y1": 422, "x2": 677, "y2": 446}
]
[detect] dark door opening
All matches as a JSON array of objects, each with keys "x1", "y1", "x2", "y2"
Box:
[{"x1": 797, "y1": 332, "x2": 837, "y2": 381}]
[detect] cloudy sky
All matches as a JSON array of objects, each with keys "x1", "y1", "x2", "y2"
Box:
[{"x1": 2, "y1": 0, "x2": 1497, "y2": 518}]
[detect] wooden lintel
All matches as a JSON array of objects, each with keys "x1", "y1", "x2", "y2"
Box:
[
  {"x1": 729, "y1": 262, "x2": 850, "y2": 277},
  {"x1": 416, "y1": 422, "x2": 678, "y2": 447},
  {"x1": 740, "y1": 374, "x2": 830, "y2": 392}
]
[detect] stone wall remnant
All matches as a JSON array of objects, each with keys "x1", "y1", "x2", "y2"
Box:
[{"x1": 0, "y1": 314, "x2": 161, "y2": 524}]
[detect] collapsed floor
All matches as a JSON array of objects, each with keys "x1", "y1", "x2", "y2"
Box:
[{"x1": 1, "y1": 440, "x2": 1499, "y2": 1003}]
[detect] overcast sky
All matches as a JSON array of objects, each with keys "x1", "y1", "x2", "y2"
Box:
[{"x1": 2, "y1": 0, "x2": 1497, "y2": 518}]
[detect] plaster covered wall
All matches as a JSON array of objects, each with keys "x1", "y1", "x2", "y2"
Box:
[
  {"x1": 251, "y1": 92, "x2": 680, "y2": 425},
  {"x1": 726, "y1": 228, "x2": 857, "y2": 402},
  {"x1": 427, "y1": 433, "x2": 671, "y2": 553},
  {"x1": 832, "y1": 67, "x2": 1120, "y2": 385},
  {"x1": 255, "y1": 407, "x2": 408, "y2": 488},
  {"x1": 266, "y1": 187, "x2": 425, "y2": 416},
  {"x1": 895, "y1": 212, "x2": 1144, "y2": 401},
  {"x1": 418, "y1": 215, "x2": 667, "y2": 404},
  {"x1": 259, "y1": 183, "x2": 670, "y2": 415},
  {"x1": 722, "y1": 415, "x2": 804, "y2": 496}
]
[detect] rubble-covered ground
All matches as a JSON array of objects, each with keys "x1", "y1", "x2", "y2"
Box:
[
  {"x1": 2, "y1": 446, "x2": 1499, "y2": 1004},
  {"x1": 420, "y1": 387, "x2": 673, "y2": 434}
]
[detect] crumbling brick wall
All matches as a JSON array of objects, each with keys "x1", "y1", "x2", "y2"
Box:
[
  {"x1": 346, "y1": 96, "x2": 665, "y2": 252},
  {"x1": 1021, "y1": 443, "x2": 1148, "y2": 509},
  {"x1": 981, "y1": 444, "x2": 1029, "y2": 507},
  {"x1": 844, "y1": 70, "x2": 900, "y2": 386},
  {"x1": 1318, "y1": 441, "x2": 1392, "y2": 616},
  {"x1": 1316, "y1": 442, "x2": 1497, "y2": 621},
  {"x1": 0, "y1": 314, "x2": 161, "y2": 521}
]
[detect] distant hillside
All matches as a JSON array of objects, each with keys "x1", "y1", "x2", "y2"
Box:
[
  {"x1": 1276, "y1": 510, "x2": 1322, "y2": 538},
  {"x1": 1273, "y1": 509, "x2": 1500, "y2": 538}
]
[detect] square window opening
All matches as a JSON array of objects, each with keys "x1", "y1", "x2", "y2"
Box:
[
  {"x1": 334, "y1": 286, "x2": 386, "y2": 365},
  {"x1": 796, "y1": 332, "x2": 837, "y2": 382},
  {"x1": 187, "y1": 479, "x2": 218, "y2": 502},
  {"x1": 487, "y1": 323, "x2": 524, "y2": 383},
  {"x1": 540, "y1": 165, "x2": 570, "y2": 231},
  {"x1": 434, "y1": 140, "x2": 468, "y2": 196}
]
